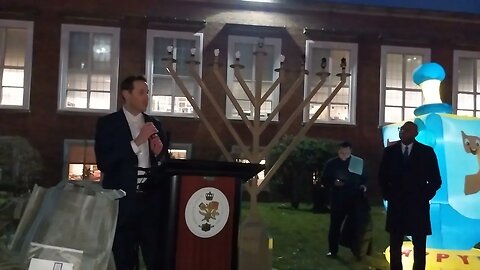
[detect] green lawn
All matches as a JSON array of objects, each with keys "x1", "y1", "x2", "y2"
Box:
[{"x1": 241, "y1": 203, "x2": 390, "y2": 270}]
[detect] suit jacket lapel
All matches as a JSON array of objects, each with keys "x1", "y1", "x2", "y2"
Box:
[{"x1": 118, "y1": 109, "x2": 133, "y2": 141}]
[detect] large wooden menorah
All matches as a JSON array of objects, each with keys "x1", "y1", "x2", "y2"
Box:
[
  {"x1": 163, "y1": 40, "x2": 349, "y2": 212},
  {"x1": 163, "y1": 39, "x2": 349, "y2": 269}
]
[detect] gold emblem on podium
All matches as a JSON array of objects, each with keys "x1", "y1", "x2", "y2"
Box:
[{"x1": 185, "y1": 187, "x2": 229, "y2": 238}]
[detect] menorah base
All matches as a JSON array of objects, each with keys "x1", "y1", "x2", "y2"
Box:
[{"x1": 238, "y1": 214, "x2": 272, "y2": 270}]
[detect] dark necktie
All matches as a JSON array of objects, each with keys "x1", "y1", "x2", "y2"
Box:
[{"x1": 403, "y1": 146, "x2": 409, "y2": 161}]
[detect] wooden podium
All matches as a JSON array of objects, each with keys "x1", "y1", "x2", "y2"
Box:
[{"x1": 151, "y1": 159, "x2": 264, "y2": 270}]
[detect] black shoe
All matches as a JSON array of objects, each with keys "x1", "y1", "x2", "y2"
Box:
[{"x1": 326, "y1": 252, "x2": 337, "y2": 258}]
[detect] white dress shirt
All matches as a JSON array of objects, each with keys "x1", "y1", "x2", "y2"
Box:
[
  {"x1": 123, "y1": 107, "x2": 150, "y2": 184},
  {"x1": 401, "y1": 142, "x2": 413, "y2": 156}
]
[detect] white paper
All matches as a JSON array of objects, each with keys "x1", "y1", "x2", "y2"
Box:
[{"x1": 28, "y1": 258, "x2": 74, "y2": 270}]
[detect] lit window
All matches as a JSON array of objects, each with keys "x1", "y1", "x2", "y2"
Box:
[
  {"x1": 64, "y1": 140, "x2": 100, "y2": 181},
  {"x1": 58, "y1": 24, "x2": 119, "y2": 112},
  {"x1": 380, "y1": 46, "x2": 430, "y2": 124},
  {"x1": 146, "y1": 30, "x2": 202, "y2": 117},
  {"x1": 226, "y1": 36, "x2": 281, "y2": 120},
  {"x1": 304, "y1": 41, "x2": 358, "y2": 124},
  {"x1": 168, "y1": 143, "x2": 192, "y2": 159},
  {"x1": 453, "y1": 50, "x2": 480, "y2": 117},
  {"x1": 0, "y1": 20, "x2": 33, "y2": 109}
]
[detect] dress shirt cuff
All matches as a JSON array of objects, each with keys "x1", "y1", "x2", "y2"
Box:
[{"x1": 130, "y1": 140, "x2": 141, "y2": 155}]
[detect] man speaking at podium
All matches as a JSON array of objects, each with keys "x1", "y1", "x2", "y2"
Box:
[{"x1": 95, "y1": 75, "x2": 168, "y2": 270}]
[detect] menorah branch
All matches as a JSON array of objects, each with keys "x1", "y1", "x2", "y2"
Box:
[
  {"x1": 166, "y1": 64, "x2": 234, "y2": 161},
  {"x1": 188, "y1": 64, "x2": 251, "y2": 158},
  {"x1": 213, "y1": 67, "x2": 254, "y2": 133}
]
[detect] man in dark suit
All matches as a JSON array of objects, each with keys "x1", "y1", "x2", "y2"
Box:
[
  {"x1": 321, "y1": 141, "x2": 367, "y2": 259},
  {"x1": 95, "y1": 75, "x2": 167, "y2": 270},
  {"x1": 379, "y1": 121, "x2": 441, "y2": 270}
]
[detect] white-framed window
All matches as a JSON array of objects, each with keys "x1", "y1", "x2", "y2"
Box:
[
  {"x1": 146, "y1": 30, "x2": 202, "y2": 117},
  {"x1": 304, "y1": 41, "x2": 358, "y2": 124},
  {"x1": 58, "y1": 24, "x2": 120, "y2": 112},
  {"x1": 453, "y1": 50, "x2": 480, "y2": 117},
  {"x1": 380, "y1": 46, "x2": 431, "y2": 124},
  {"x1": 0, "y1": 20, "x2": 33, "y2": 109},
  {"x1": 169, "y1": 143, "x2": 192, "y2": 159},
  {"x1": 226, "y1": 35, "x2": 281, "y2": 120},
  {"x1": 63, "y1": 140, "x2": 100, "y2": 181}
]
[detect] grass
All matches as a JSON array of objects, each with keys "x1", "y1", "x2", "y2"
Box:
[{"x1": 241, "y1": 202, "x2": 390, "y2": 270}]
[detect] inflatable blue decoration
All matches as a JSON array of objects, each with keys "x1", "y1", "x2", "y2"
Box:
[
  {"x1": 412, "y1": 62, "x2": 446, "y2": 85},
  {"x1": 382, "y1": 63, "x2": 480, "y2": 250}
]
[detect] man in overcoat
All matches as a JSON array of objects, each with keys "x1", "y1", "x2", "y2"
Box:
[{"x1": 379, "y1": 121, "x2": 441, "y2": 270}]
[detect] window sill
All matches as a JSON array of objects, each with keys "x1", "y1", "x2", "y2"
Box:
[{"x1": 0, "y1": 107, "x2": 31, "y2": 113}]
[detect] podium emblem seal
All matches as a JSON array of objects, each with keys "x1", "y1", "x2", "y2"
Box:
[{"x1": 185, "y1": 187, "x2": 230, "y2": 238}]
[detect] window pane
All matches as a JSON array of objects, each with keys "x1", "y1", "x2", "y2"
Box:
[
  {"x1": 231, "y1": 81, "x2": 251, "y2": 99},
  {"x1": 153, "y1": 37, "x2": 173, "y2": 75},
  {"x1": 457, "y1": 110, "x2": 474, "y2": 117},
  {"x1": 311, "y1": 87, "x2": 329, "y2": 103},
  {"x1": 68, "y1": 164, "x2": 84, "y2": 180},
  {"x1": 386, "y1": 54, "x2": 403, "y2": 88},
  {"x1": 169, "y1": 149, "x2": 187, "y2": 159},
  {"x1": 261, "y1": 82, "x2": 276, "y2": 101},
  {"x1": 235, "y1": 43, "x2": 254, "y2": 80},
  {"x1": 174, "y1": 96, "x2": 193, "y2": 114},
  {"x1": 330, "y1": 103, "x2": 349, "y2": 121},
  {"x1": 404, "y1": 107, "x2": 415, "y2": 120},
  {"x1": 176, "y1": 39, "x2": 196, "y2": 76},
  {"x1": 66, "y1": 90, "x2": 87, "y2": 108},
  {"x1": 68, "y1": 32, "x2": 89, "y2": 70},
  {"x1": 477, "y1": 95, "x2": 480, "y2": 111},
  {"x1": 2, "y1": 68, "x2": 24, "y2": 87},
  {"x1": 385, "y1": 90, "x2": 403, "y2": 106},
  {"x1": 67, "y1": 73, "x2": 88, "y2": 90},
  {"x1": 151, "y1": 76, "x2": 172, "y2": 112},
  {"x1": 151, "y1": 95, "x2": 171, "y2": 112},
  {"x1": 1, "y1": 87, "x2": 23, "y2": 105},
  {"x1": 90, "y1": 74, "x2": 111, "y2": 91},
  {"x1": 232, "y1": 99, "x2": 251, "y2": 117},
  {"x1": 385, "y1": 106, "x2": 402, "y2": 122},
  {"x1": 458, "y1": 93, "x2": 474, "y2": 110},
  {"x1": 4, "y1": 28, "x2": 26, "y2": 67},
  {"x1": 174, "y1": 78, "x2": 195, "y2": 98},
  {"x1": 459, "y1": 58, "x2": 474, "y2": 92},
  {"x1": 92, "y1": 34, "x2": 112, "y2": 72},
  {"x1": 260, "y1": 100, "x2": 272, "y2": 116},
  {"x1": 89, "y1": 92, "x2": 110, "y2": 109},
  {"x1": 329, "y1": 50, "x2": 350, "y2": 86},
  {"x1": 68, "y1": 164, "x2": 100, "y2": 181},
  {"x1": 332, "y1": 87, "x2": 349, "y2": 104},
  {"x1": 152, "y1": 76, "x2": 173, "y2": 96},
  {"x1": 405, "y1": 55, "x2": 422, "y2": 89},
  {"x1": 405, "y1": 91, "x2": 422, "y2": 107},
  {"x1": 309, "y1": 103, "x2": 329, "y2": 120},
  {"x1": 310, "y1": 48, "x2": 329, "y2": 85}
]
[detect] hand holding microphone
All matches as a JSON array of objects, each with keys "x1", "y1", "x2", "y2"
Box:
[
  {"x1": 134, "y1": 122, "x2": 158, "y2": 146},
  {"x1": 149, "y1": 133, "x2": 163, "y2": 156}
]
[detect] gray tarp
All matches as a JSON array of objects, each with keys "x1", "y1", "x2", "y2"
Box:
[{"x1": 8, "y1": 181, "x2": 124, "y2": 270}]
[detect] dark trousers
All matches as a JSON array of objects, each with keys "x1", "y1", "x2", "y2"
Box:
[
  {"x1": 389, "y1": 233, "x2": 426, "y2": 270},
  {"x1": 328, "y1": 199, "x2": 352, "y2": 254},
  {"x1": 112, "y1": 193, "x2": 160, "y2": 270}
]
